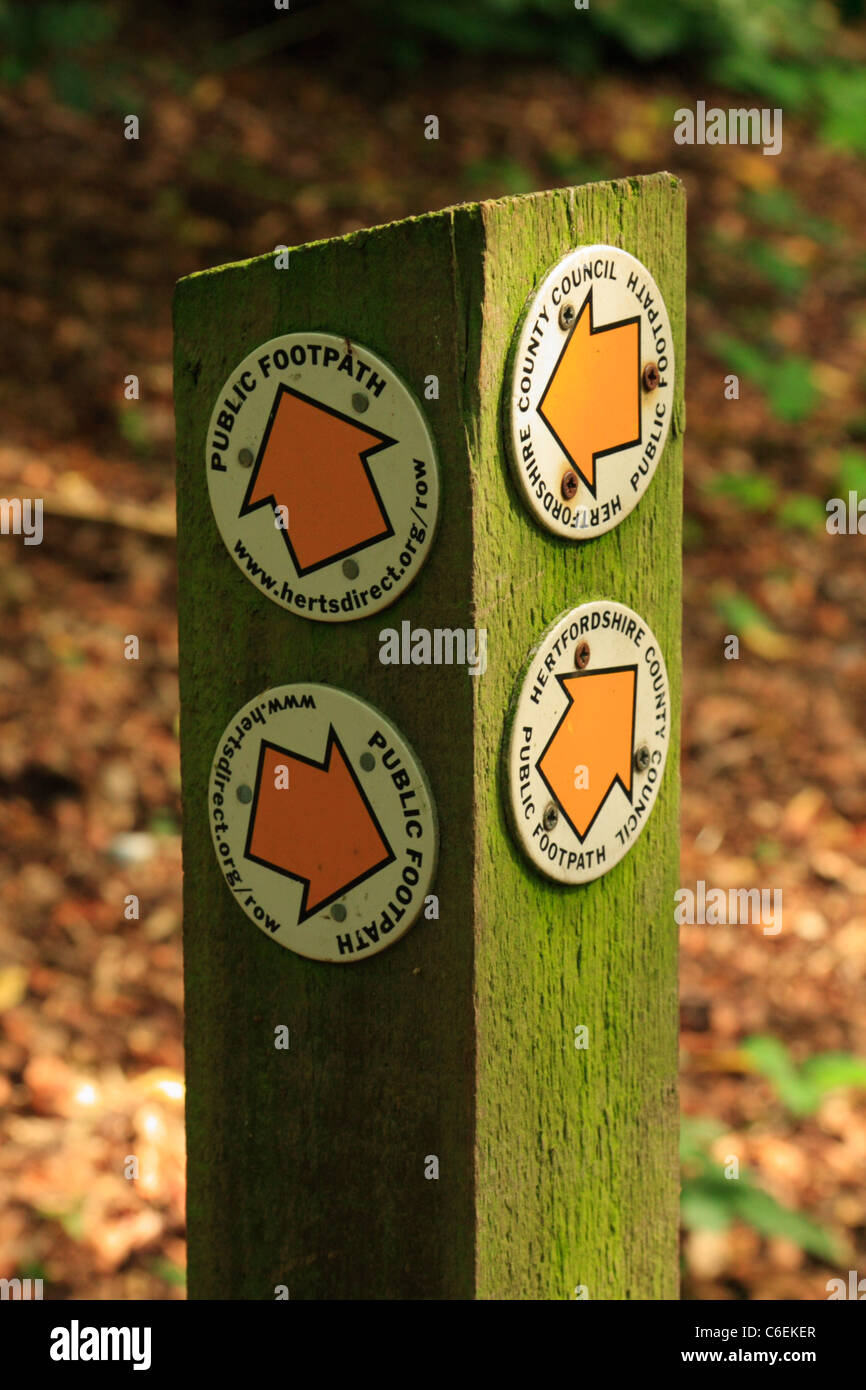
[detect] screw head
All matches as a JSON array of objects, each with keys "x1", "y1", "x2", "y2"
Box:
[
  {"x1": 359, "y1": 752, "x2": 375, "y2": 772},
  {"x1": 342, "y1": 559, "x2": 359, "y2": 579},
  {"x1": 237, "y1": 784, "x2": 252, "y2": 803},
  {"x1": 558, "y1": 302, "x2": 576, "y2": 331},
  {"x1": 542, "y1": 803, "x2": 559, "y2": 832},
  {"x1": 642, "y1": 362, "x2": 660, "y2": 392},
  {"x1": 352, "y1": 392, "x2": 369, "y2": 413},
  {"x1": 634, "y1": 744, "x2": 650, "y2": 773},
  {"x1": 561, "y1": 470, "x2": 579, "y2": 501},
  {"x1": 332, "y1": 903, "x2": 347, "y2": 922},
  {"x1": 238, "y1": 448, "x2": 254, "y2": 468},
  {"x1": 574, "y1": 641, "x2": 590, "y2": 670}
]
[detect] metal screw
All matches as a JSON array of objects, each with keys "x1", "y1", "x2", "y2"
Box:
[
  {"x1": 558, "y1": 302, "x2": 576, "y2": 331},
  {"x1": 542, "y1": 803, "x2": 559, "y2": 832},
  {"x1": 574, "y1": 641, "x2": 590, "y2": 670},
  {"x1": 359, "y1": 752, "x2": 375, "y2": 772},
  {"x1": 634, "y1": 744, "x2": 650, "y2": 773},
  {"x1": 238, "y1": 448, "x2": 254, "y2": 468},
  {"x1": 642, "y1": 362, "x2": 660, "y2": 392},
  {"x1": 561, "y1": 470, "x2": 579, "y2": 501},
  {"x1": 332, "y1": 903, "x2": 347, "y2": 923},
  {"x1": 237, "y1": 784, "x2": 252, "y2": 803},
  {"x1": 352, "y1": 392, "x2": 369, "y2": 413},
  {"x1": 342, "y1": 559, "x2": 359, "y2": 579}
]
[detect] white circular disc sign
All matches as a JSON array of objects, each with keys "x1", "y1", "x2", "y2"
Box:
[
  {"x1": 506, "y1": 602, "x2": 670, "y2": 884},
  {"x1": 206, "y1": 333, "x2": 439, "y2": 621},
  {"x1": 506, "y1": 245, "x2": 674, "y2": 540},
  {"x1": 209, "y1": 684, "x2": 437, "y2": 962}
]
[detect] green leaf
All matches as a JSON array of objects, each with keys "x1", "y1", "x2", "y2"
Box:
[
  {"x1": 816, "y1": 66, "x2": 866, "y2": 155},
  {"x1": 713, "y1": 593, "x2": 776, "y2": 635},
  {"x1": 49, "y1": 58, "x2": 92, "y2": 111},
  {"x1": 681, "y1": 1175, "x2": 736, "y2": 1232},
  {"x1": 733, "y1": 1182, "x2": 839, "y2": 1260},
  {"x1": 776, "y1": 493, "x2": 826, "y2": 532},
  {"x1": 764, "y1": 357, "x2": 820, "y2": 424},
  {"x1": 800, "y1": 1053, "x2": 866, "y2": 1095},
  {"x1": 682, "y1": 514, "x2": 705, "y2": 551},
  {"x1": 710, "y1": 52, "x2": 814, "y2": 109},
  {"x1": 712, "y1": 335, "x2": 819, "y2": 425},
  {"x1": 680, "y1": 1116, "x2": 725, "y2": 1164},
  {"x1": 680, "y1": 1116, "x2": 842, "y2": 1261},
  {"x1": 743, "y1": 1035, "x2": 866, "y2": 1116},
  {"x1": 837, "y1": 449, "x2": 866, "y2": 496},
  {"x1": 742, "y1": 240, "x2": 808, "y2": 296},
  {"x1": 152, "y1": 1258, "x2": 186, "y2": 1289},
  {"x1": 462, "y1": 157, "x2": 536, "y2": 196},
  {"x1": 741, "y1": 1034, "x2": 817, "y2": 1115},
  {"x1": 149, "y1": 810, "x2": 179, "y2": 837},
  {"x1": 754, "y1": 838, "x2": 782, "y2": 864},
  {"x1": 741, "y1": 188, "x2": 838, "y2": 245},
  {"x1": 706, "y1": 473, "x2": 778, "y2": 511}
]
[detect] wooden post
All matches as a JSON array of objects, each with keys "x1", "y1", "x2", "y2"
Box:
[{"x1": 173, "y1": 173, "x2": 685, "y2": 1300}]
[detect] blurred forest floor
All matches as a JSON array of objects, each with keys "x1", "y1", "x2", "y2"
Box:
[{"x1": 1, "y1": 17, "x2": 866, "y2": 1300}]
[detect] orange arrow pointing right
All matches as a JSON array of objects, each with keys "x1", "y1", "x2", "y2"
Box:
[
  {"x1": 537, "y1": 667, "x2": 636, "y2": 841},
  {"x1": 538, "y1": 289, "x2": 641, "y2": 494},
  {"x1": 244, "y1": 731, "x2": 395, "y2": 920}
]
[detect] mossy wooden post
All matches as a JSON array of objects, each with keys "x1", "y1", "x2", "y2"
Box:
[{"x1": 174, "y1": 172, "x2": 685, "y2": 1300}]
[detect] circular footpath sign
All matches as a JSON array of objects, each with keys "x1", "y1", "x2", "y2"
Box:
[
  {"x1": 209, "y1": 683, "x2": 438, "y2": 962},
  {"x1": 505, "y1": 601, "x2": 670, "y2": 885},
  {"x1": 506, "y1": 244, "x2": 675, "y2": 541},
  {"x1": 206, "y1": 332, "x2": 439, "y2": 621}
]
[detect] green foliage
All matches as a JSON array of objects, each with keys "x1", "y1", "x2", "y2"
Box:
[
  {"x1": 348, "y1": 0, "x2": 866, "y2": 153},
  {"x1": 116, "y1": 405, "x2": 153, "y2": 457},
  {"x1": 741, "y1": 188, "x2": 839, "y2": 246},
  {"x1": 682, "y1": 514, "x2": 705, "y2": 551},
  {"x1": 462, "y1": 156, "x2": 536, "y2": 196},
  {"x1": 837, "y1": 448, "x2": 866, "y2": 496},
  {"x1": 776, "y1": 493, "x2": 827, "y2": 531},
  {"x1": 711, "y1": 334, "x2": 820, "y2": 424},
  {"x1": 5, "y1": 0, "x2": 865, "y2": 156},
  {"x1": 152, "y1": 1257, "x2": 186, "y2": 1289},
  {"x1": 815, "y1": 64, "x2": 866, "y2": 154},
  {"x1": 359, "y1": 0, "x2": 840, "y2": 68},
  {"x1": 680, "y1": 1117, "x2": 840, "y2": 1261},
  {"x1": 706, "y1": 473, "x2": 778, "y2": 511},
  {"x1": 541, "y1": 148, "x2": 613, "y2": 185},
  {"x1": 754, "y1": 837, "x2": 783, "y2": 864},
  {"x1": 703, "y1": 468, "x2": 826, "y2": 536},
  {"x1": 742, "y1": 1035, "x2": 866, "y2": 1116},
  {"x1": 741, "y1": 241, "x2": 809, "y2": 297},
  {"x1": 149, "y1": 809, "x2": 180, "y2": 837},
  {"x1": 714, "y1": 592, "x2": 776, "y2": 634},
  {"x1": 0, "y1": 1, "x2": 119, "y2": 108}
]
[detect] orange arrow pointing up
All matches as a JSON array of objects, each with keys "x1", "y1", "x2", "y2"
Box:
[
  {"x1": 538, "y1": 289, "x2": 641, "y2": 494},
  {"x1": 240, "y1": 385, "x2": 395, "y2": 574},
  {"x1": 537, "y1": 667, "x2": 636, "y2": 841},
  {"x1": 244, "y1": 731, "x2": 394, "y2": 920}
]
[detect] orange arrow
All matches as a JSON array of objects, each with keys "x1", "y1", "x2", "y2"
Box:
[
  {"x1": 538, "y1": 289, "x2": 640, "y2": 494},
  {"x1": 244, "y1": 731, "x2": 394, "y2": 920},
  {"x1": 537, "y1": 668, "x2": 636, "y2": 841},
  {"x1": 240, "y1": 385, "x2": 395, "y2": 574}
]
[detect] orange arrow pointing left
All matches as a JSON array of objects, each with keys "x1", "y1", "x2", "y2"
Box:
[
  {"x1": 240, "y1": 385, "x2": 395, "y2": 574},
  {"x1": 538, "y1": 289, "x2": 640, "y2": 494},
  {"x1": 244, "y1": 731, "x2": 394, "y2": 920},
  {"x1": 537, "y1": 667, "x2": 636, "y2": 841}
]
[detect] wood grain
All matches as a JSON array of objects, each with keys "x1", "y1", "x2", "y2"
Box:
[{"x1": 174, "y1": 172, "x2": 684, "y2": 1299}]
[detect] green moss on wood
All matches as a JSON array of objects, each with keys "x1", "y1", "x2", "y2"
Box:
[{"x1": 174, "y1": 173, "x2": 684, "y2": 1300}]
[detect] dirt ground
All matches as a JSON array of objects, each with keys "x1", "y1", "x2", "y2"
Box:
[{"x1": 1, "y1": 31, "x2": 865, "y2": 1299}]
